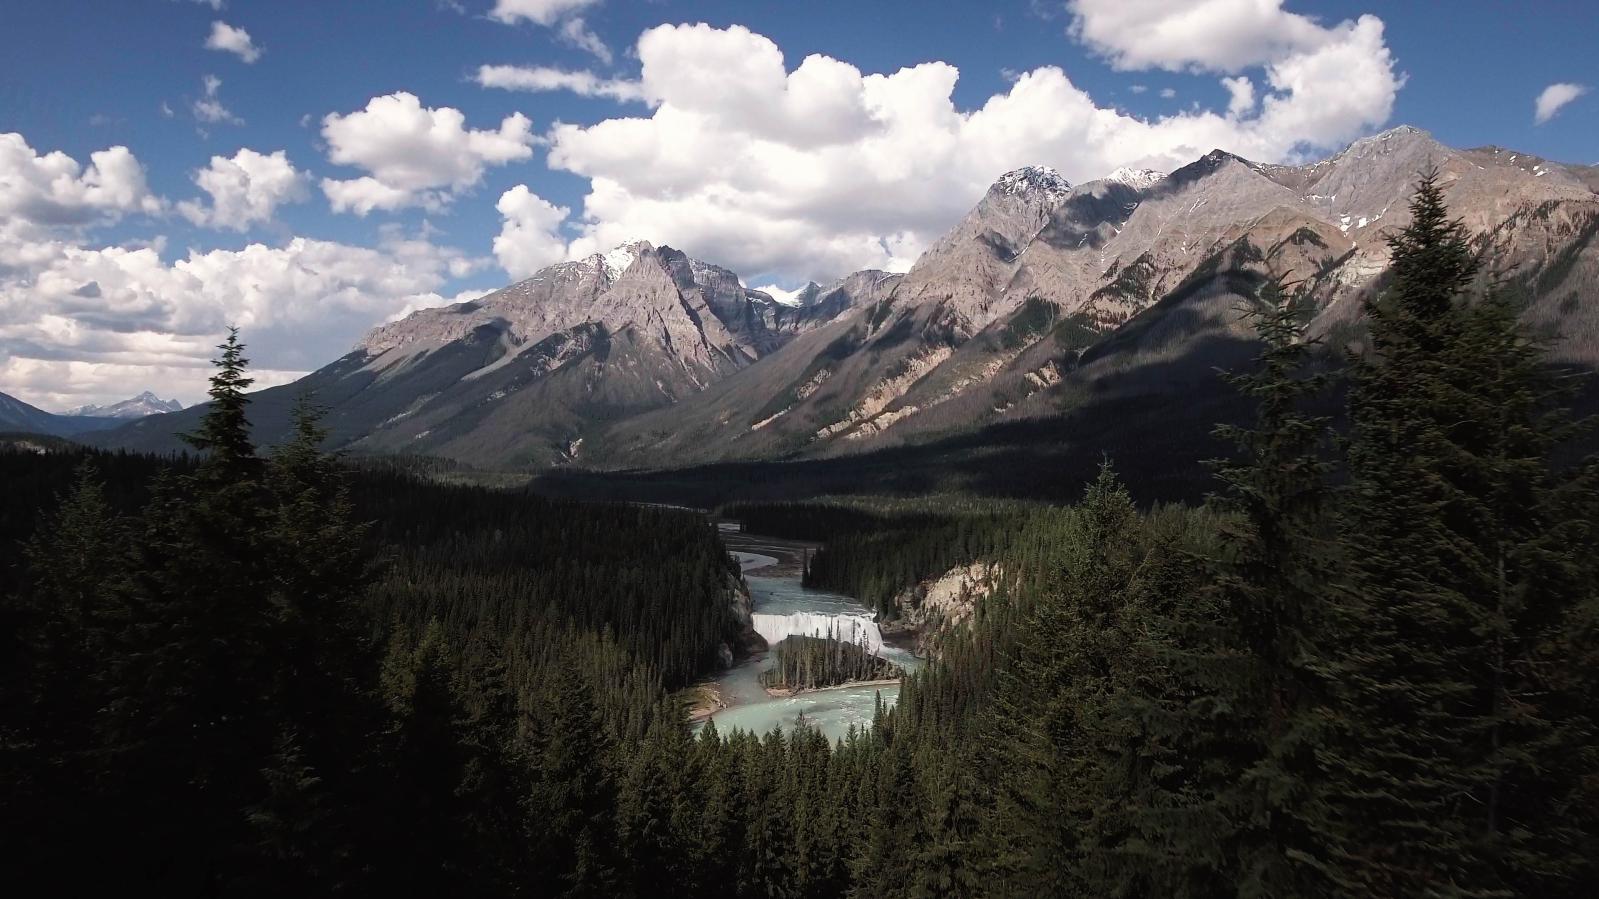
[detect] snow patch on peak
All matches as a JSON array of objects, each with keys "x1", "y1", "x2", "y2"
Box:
[
  {"x1": 1104, "y1": 167, "x2": 1166, "y2": 189},
  {"x1": 753, "y1": 283, "x2": 807, "y2": 307},
  {"x1": 597, "y1": 240, "x2": 653, "y2": 281},
  {"x1": 1372, "y1": 124, "x2": 1426, "y2": 139},
  {"x1": 992, "y1": 165, "x2": 1072, "y2": 203},
  {"x1": 66, "y1": 391, "x2": 184, "y2": 418}
]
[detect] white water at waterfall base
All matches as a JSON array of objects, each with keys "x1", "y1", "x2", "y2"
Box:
[{"x1": 703, "y1": 552, "x2": 921, "y2": 742}]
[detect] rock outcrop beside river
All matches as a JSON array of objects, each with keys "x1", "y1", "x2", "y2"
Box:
[{"x1": 883, "y1": 561, "x2": 1003, "y2": 656}]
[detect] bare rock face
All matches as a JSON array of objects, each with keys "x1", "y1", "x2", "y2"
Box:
[
  {"x1": 362, "y1": 241, "x2": 746, "y2": 366},
  {"x1": 93, "y1": 126, "x2": 1599, "y2": 477},
  {"x1": 589, "y1": 126, "x2": 1599, "y2": 466},
  {"x1": 883, "y1": 562, "x2": 1003, "y2": 657},
  {"x1": 892, "y1": 166, "x2": 1074, "y2": 334},
  {"x1": 96, "y1": 239, "x2": 895, "y2": 468}
]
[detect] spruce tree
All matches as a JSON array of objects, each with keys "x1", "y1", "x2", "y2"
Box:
[
  {"x1": 911, "y1": 753, "x2": 983, "y2": 899},
  {"x1": 983, "y1": 461, "x2": 1142, "y2": 896},
  {"x1": 3, "y1": 463, "x2": 131, "y2": 887},
  {"x1": 380, "y1": 621, "x2": 474, "y2": 891},
  {"x1": 1201, "y1": 279, "x2": 1340, "y2": 896},
  {"x1": 526, "y1": 659, "x2": 620, "y2": 898},
  {"x1": 1328, "y1": 172, "x2": 1599, "y2": 896},
  {"x1": 183, "y1": 327, "x2": 261, "y2": 484},
  {"x1": 106, "y1": 329, "x2": 279, "y2": 890}
]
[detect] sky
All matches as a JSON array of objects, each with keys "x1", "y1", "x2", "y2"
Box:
[{"x1": 1, "y1": 0, "x2": 1593, "y2": 411}]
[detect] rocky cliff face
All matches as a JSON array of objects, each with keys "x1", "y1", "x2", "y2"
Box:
[
  {"x1": 98, "y1": 241, "x2": 889, "y2": 468},
  {"x1": 882, "y1": 562, "x2": 1003, "y2": 657},
  {"x1": 590, "y1": 126, "x2": 1598, "y2": 468},
  {"x1": 360, "y1": 240, "x2": 786, "y2": 371},
  {"x1": 97, "y1": 126, "x2": 1599, "y2": 478}
]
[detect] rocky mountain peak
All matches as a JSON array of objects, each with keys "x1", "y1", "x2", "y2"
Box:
[
  {"x1": 588, "y1": 240, "x2": 655, "y2": 281},
  {"x1": 66, "y1": 391, "x2": 183, "y2": 418},
  {"x1": 1171, "y1": 149, "x2": 1256, "y2": 185},
  {"x1": 1104, "y1": 167, "x2": 1166, "y2": 190},
  {"x1": 991, "y1": 166, "x2": 1072, "y2": 203},
  {"x1": 1318, "y1": 124, "x2": 1441, "y2": 168}
]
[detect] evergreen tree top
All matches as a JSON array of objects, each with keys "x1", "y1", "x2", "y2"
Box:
[{"x1": 182, "y1": 327, "x2": 260, "y2": 481}]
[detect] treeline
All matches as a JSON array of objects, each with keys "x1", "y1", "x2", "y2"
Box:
[
  {"x1": 732, "y1": 497, "x2": 1109, "y2": 625},
  {"x1": 877, "y1": 177, "x2": 1599, "y2": 896},
  {"x1": 726, "y1": 498, "x2": 1032, "y2": 619},
  {"x1": 0, "y1": 336, "x2": 746, "y2": 894},
  {"x1": 760, "y1": 633, "x2": 903, "y2": 691},
  {"x1": 735, "y1": 175, "x2": 1599, "y2": 896},
  {"x1": 353, "y1": 471, "x2": 742, "y2": 689},
  {"x1": 2, "y1": 174, "x2": 1596, "y2": 897}
]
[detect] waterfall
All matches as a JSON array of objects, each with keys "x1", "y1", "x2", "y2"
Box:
[{"x1": 752, "y1": 611, "x2": 884, "y2": 653}]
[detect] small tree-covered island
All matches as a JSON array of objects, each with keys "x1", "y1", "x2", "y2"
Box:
[{"x1": 5, "y1": 172, "x2": 1597, "y2": 897}]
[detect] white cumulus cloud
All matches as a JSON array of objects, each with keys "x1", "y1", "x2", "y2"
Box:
[
  {"x1": 0, "y1": 129, "x2": 486, "y2": 407},
  {"x1": 1222, "y1": 75, "x2": 1255, "y2": 117},
  {"x1": 319, "y1": 92, "x2": 534, "y2": 215},
  {"x1": 545, "y1": 16, "x2": 1401, "y2": 281},
  {"x1": 205, "y1": 21, "x2": 262, "y2": 63},
  {"x1": 0, "y1": 133, "x2": 164, "y2": 227},
  {"x1": 0, "y1": 224, "x2": 486, "y2": 408},
  {"x1": 1068, "y1": 0, "x2": 1329, "y2": 72},
  {"x1": 475, "y1": 64, "x2": 644, "y2": 102},
  {"x1": 1535, "y1": 82, "x2": 1589, "y2": 125},
  {"x1": 177, "y1": 148, "x2": 309, "y2": 230},
  {"x1": 493, "y1": 185, "x2": 570, "y2": 279}
]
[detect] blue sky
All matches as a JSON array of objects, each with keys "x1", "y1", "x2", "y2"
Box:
[{"x1": 1, "y1": 0, "x2": 1593, "y2": 409}]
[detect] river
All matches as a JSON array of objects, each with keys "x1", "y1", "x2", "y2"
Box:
[{"x1": 699, "y1": 533, "x2": 921, "y2": 743}]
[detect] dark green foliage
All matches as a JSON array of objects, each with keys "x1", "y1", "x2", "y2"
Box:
[
  {"x1": 1320, "y1": 172, "x2": 1599, "y2": 896},
  {"x1": 5, "y1": 170, "x2": 1598, "y2": 898},
  {"x1": 999, "y1": 296, "x2": 1059, "y2": 349},
  {"x1": 1090, "y1": 251, "x2": 1159, "y2": 307},
  {"x1": 0, "y1": 337, "x2": 746, "y2": 896},
  {"x1": 182, "y1": 327, "x2": 262, "y2": 483},
  {"x1": 761, "y1": 633, "x2": 903, "y2": 691},
  {"x1": 1199, "y1": 279, "x2": 1341, "y2": 896}
]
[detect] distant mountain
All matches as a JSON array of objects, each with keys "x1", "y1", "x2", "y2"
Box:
[
  {"x1": 96, "y1": 125, "x2": 1599, "y2": 495},
  {"x1": 0, "y1": 391, "x2": 124, "y2": 437},
  {"x1": 99, "y1": 242, "x2": 897, "y2": 466},
  {"x1": 66, "y1": 391, "x2": 183, "y2": 419}
]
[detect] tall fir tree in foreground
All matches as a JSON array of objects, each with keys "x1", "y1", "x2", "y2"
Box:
[
  {"x1": 1327, "y1": 171, "x2": 1599, "y2": 896},
  {"x1": 184, "y1": 327, "x2": 262, "y2": 484},
  {"x1": 1, "y1": 463, "x2": 131, "y2": 867},
  {"x1": 983, "y1": 461, "x2": 1145, "y2": 896},
  {"x1": 1201, "y1": 279, "x2": 1340, "y2": 896},
  {"x1": 107, "y1": 328, "x2": 279, "y2": 888}
]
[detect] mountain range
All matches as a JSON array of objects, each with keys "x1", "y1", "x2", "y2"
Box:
[
  {"x1": 92, "y1": 126, "x2": 1599, "y2": 499},
  {"x1": 1, "y1": 390, "x2": 180, "y2": 437},
  {"x1": 66, "y1": 392, "x2": 184, "y2": 419}
]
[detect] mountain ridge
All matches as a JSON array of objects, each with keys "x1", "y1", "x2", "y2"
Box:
[
  {"x1": 1, "y1": 391, "x2": 134, "y2": 437},
  {"x1": 91, "y1": 125, "x2": 1599, "y2": 485},
  {"x1": 65, "y1": 391, "x2": 184, "y2": 419}
]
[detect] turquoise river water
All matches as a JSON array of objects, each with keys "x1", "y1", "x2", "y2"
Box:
[{"x1": 701, "y1": 548, "x2": 922, "y2": 743}]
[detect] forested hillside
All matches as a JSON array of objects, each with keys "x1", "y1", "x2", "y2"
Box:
[
  {"x1": 0, "y1": 350, "x2": 745, "y2": 893},
  {"x1": 4, "y1": 178, "x2": 1598, "y2": 896}
]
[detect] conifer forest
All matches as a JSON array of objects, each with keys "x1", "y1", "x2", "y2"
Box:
[{"x1": 4, "y1": 179, "x2": 1598, "y2": 898}]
